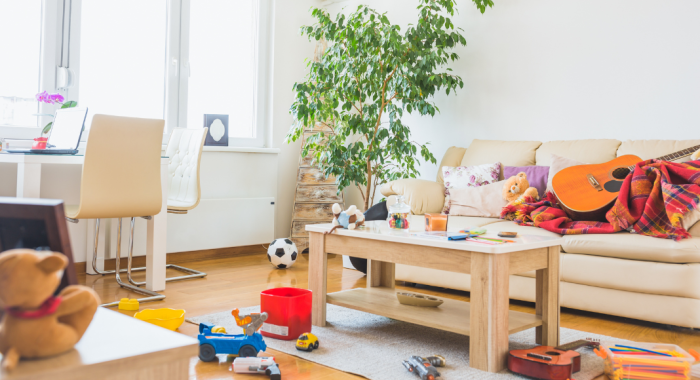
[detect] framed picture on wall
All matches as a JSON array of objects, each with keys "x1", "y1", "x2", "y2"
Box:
[{"x1": 203, "y1": 114, "x2": 229, "y2": 146}]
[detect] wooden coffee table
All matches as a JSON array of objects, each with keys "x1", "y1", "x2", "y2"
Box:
[{"x1": 306, "y1": 221, "x2": 563, "y2": 373}]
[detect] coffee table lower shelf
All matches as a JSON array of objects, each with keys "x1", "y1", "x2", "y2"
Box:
[{"x1": 327, "y1": 287, "x2": 543, "y2": 336}]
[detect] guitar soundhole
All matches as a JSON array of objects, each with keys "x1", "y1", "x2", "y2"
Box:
[
  {"x1": 611, "y1": 167, "x2": 631, "y2": 180},
  {"x1": 545, "y1": 351, "x2": 561, "y2": 356}
]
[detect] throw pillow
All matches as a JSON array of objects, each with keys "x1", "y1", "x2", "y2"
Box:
[
  {"x1": 546, "y1": 154, "x2": 587, "y2": 194},
  {"x1": 503, "y1": 166, "x2": 549, "y2": 198},
  {"x1": 448, "y1": 181, "x2": 507, "y2": 218},
  {"x1": 442, "y1": 162, "x2": 500, "y2": 214}
]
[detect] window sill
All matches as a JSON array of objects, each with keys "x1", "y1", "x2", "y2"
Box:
[
  {"x1": 203, "y1": 146, "x2": 280, "y2": 154},
  {"x1": 159, "y1": 145, "x2": 280, "y2": 154}
]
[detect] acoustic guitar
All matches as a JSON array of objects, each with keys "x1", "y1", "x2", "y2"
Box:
[
  {"x1": 508, "y1": 338, "x2": 600, "y2": 380},
  {"x1": 551, "y1": 145, "x2": 700, "y2": 221}
]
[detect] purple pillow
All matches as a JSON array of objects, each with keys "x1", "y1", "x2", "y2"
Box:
[{"x1": 503, "y1": 166, "x2": 549, "y2": 197}]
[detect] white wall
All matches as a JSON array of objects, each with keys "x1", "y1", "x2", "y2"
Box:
[
  {"x1": 324, "y1": 0, "x2": 700, "y2": 204},
  {"x1": 271, "y1": 0, "x2": 319, "y2": 237},
  {"x1": 0, "y1": 150, "x2": 278, "y2": 262}
]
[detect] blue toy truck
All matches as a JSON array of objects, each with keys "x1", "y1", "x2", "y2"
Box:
[{"x1": 197, "y1": 322, "x2": 267, "y2": 361}]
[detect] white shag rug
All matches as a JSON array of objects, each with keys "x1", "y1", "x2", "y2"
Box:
[{"x1": 190, "y1": 304, "x2": 625, "y2": 380}]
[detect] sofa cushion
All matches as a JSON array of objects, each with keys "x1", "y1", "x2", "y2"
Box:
[
  {"x1": 562, "y1": 232, "x2": 700, "y2": 263},
  {"x1": 445, "y1": 215, "x2": 503, "y2": 230},
  {"x1": 460, "y1": 140, "x2": 542, "y2": 177},
  {"x1": 560, "y1": 253, "x2": 700, "y2": 300},
  {"x1": 436, "y1": 146, "x2": 468, "y2": 185},
  {"x1": 449, "y1": 181, "x2": 507, "y2": 218},
  {"x1": 535, "y1": 139, "x2": 620, "y2": 166},
  {"x1": 380, "y1": 179, "x2": 445, "y2": 215},
  {"x1": 617, "y1": 139, "x2": 700, "y2": 162}
]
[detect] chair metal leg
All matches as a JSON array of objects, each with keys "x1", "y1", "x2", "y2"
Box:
[
  {"x1": 100, "y1": 218, "x2": 164, "y2": 307},
  {"x1": 124, "y1": 217, "x2": 207, "y2": 286},
  {"x1": 89, "y1": 218, "x2": 147, "y2": 276}
]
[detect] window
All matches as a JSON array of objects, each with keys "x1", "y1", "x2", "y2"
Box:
[
  {"x1": 0, "y1": 1, "x2": 43, "y2": 128},
  {"x1": 186, "y1": 0, "x2": 255, "y2": 138},
  {"x1": 0, "y1": 0, "x2": 272, "y2": 147},
  {"x1": 78, "y1": 1, "x2": 168, "y2": 129}
]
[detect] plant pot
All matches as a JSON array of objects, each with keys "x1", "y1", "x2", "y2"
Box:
[{"x1": 32, "y1": 137, "x2": 48, "y2": 150}]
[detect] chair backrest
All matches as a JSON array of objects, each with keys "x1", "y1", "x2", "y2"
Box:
[
  {"x1": 73, "y1": 114, "x2": 164, "y2": 219},
  {"x1": 165, "y1": 128, "x2": 207, "y2": 211}
]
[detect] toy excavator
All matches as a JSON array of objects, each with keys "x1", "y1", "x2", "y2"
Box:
[{"x1": 232, "y1": 308, "x2": 269, "y2": 336}]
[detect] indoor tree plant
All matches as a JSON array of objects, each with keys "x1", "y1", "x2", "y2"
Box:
[{"x1": 287, "y1": 0, "x2": 493, "y2": 211}]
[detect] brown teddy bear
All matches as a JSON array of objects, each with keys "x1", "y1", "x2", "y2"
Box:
[
  {"x1": 502, "y1": 172, "x2": 539, "y2": 205},
  {"x1": 0, "y1": 249, "x2": 100, "y2": 371}
]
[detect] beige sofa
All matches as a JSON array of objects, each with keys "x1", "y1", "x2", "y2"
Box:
[{"x1": 381, "y1": 139, "x2": 700, "y2": 328}]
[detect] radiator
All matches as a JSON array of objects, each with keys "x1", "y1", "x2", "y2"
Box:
[{"x1": 166, "y1": 197, "x2": 276, "y2": 253}]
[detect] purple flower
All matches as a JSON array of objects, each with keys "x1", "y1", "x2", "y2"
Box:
[
  {"x1": 36, "y1": 91, "x2": 64, "y2": 104},
  {"x1": 470, "y1": 175, "x2": 476, "y2": 183}
]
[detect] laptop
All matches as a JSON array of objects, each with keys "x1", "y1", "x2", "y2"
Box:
[{"x1": 7, "y1": 107, "x2": 88, "y2": 155}]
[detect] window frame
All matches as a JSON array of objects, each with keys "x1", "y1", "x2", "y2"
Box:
[
  {"x1": 177, "y1": 0, "x2": 273, "y2": 148},
  {"x1": 0, "y1": 0, "x2": 66, "y2": 138},
  {"x1": 1, "y1": 0, "x2": 273, "y2": 148}
]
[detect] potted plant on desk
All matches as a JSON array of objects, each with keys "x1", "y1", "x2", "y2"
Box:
[
  {"x1": 34, "y1": 91, "x2": 78, "y2": 148},
  {"x1": 287, "y1": 0, "x2": 492, "y2": 211}
]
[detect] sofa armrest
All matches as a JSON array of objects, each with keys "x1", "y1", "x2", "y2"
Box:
[{"x1": 380, "y1": 179, "x2": 445, "y2": 215}]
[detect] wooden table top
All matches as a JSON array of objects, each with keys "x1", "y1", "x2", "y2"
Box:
[
  {"x1": 1, "y1": 308, "x2": 198, "y2": 380},
  {"x1": 307, "y1": 221, "x2": 564, "y2": 254}
]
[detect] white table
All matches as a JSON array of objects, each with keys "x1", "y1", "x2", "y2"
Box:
[
  {"x1": 0, "y1": 308, "x2": 198, "y2": 380},
  {"x1": 0, "y1": 152, "x2": 169, "y2": 292}
]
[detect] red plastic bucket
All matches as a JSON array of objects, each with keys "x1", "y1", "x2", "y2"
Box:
[{"x1": 260, "y1": 287, "x2": 312, "y2": 341}]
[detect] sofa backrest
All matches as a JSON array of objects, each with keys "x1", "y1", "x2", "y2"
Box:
[{"x1": 436, "y1": 139, "x2": 700, "y2": 184}]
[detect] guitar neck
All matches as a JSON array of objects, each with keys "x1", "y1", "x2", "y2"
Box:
[
  {"x1": 555, "y1": 340, "x2": 594, "y2": 352},
  {"x1": 626, "y1": 144, "x2": 700, "y2": 171}
]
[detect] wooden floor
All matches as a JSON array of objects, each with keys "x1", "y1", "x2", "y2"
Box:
[{"x1": 79, "y1": 250, "x2": 700, "y2": 380}]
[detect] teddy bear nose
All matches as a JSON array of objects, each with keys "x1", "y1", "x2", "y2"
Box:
[{"x1": 510, "y1": 185, "x2": 519, "y2": 193}]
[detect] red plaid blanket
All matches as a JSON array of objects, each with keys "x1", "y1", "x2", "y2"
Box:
[{"x1": 500, "y1": 160, "x2": 700, "y2": 240}]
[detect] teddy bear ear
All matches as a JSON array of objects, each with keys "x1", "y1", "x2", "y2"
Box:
[
  {"x1": 518, "y1": 172, "x2": 527, "y2": 178},
  {"x1": 37, "y1": 253, "x2": 68, "y2": 274}
]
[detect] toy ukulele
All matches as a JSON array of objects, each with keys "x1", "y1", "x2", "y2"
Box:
[{"x1": 508, "y1": 338, "x2": 599, "y2": 380}]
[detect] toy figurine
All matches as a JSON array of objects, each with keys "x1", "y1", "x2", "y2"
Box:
[
  {"x1": 326, "y1": 204, "x2": 365, "y2": 234},
  {"x1": 233, "y1": 356, "x2": 281, "y2": 380},
  {"x1": 232, "y1": 308, "x2": 268, "y2": 336},
  {"x1": 402, "y1": 355, "x2": 446, "y2": 380}
]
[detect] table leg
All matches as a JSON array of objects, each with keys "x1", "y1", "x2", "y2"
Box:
[
  {"x1": 16, "y1": 162, "x2": 41, "y2": 198},
  {"x1": 309, "y1": 232, "x2": 327, "y2": 327},
  {"x1": 367, "y1": 260, "x2": 395, "y2": 289},
  {"x1": 145, "y1": 160, "x2": 169, "y2": 292},
  {"x1": 470, "y1": 252, "x2": 510, "y2": 373},
  {"x1": 536, "y1": 246, "x2": 560, "y2": 346}
]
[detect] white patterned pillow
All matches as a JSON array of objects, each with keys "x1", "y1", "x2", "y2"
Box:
[{"x1": 442, "y1": 162, "x2": 501, "y2": 214}]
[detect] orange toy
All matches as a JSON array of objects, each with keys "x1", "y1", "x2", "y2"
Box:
[{"x1": 231, "y1": 308, "x2": 268, "y2": 336}]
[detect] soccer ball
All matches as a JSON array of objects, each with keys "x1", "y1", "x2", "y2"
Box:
[{"x1": 267, "y1": 239, "x2": 298, "y2": 269}]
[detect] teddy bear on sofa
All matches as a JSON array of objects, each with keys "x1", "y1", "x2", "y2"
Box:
[
  {"x1": 502, "y1": 172, "x2": 539, "y2": 205},
  {"x1": 0, "y1": 249, "x2": 100, "y2": 371}
]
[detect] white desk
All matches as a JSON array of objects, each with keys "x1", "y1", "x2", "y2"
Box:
[{"x1": 0, "y1": 152, "x2": 169, "y2": 292}]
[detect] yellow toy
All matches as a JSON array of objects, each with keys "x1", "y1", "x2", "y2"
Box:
[
  {"x1": 134, "y1": 308, "x2": 185, "y2": 331},
  {"x1": 118, "y1": 298, "x2": 139, "y2": 311},
  {"x1": 503, "y1": 172, "x2": 539, "y2": 205},
  {"x1": 211, "y1": 326, "x2": 227, "y2": 333},
  {"x1": 296, "y1": 332, "x2": 319, "y2": 352}
]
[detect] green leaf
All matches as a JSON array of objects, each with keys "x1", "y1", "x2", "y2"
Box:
[
  {"x1": 42, "y1": 122, "x2": 53, "y2": 135},
  {"x1": 61, "y1": 100, "x2": 77, "y2": 109}
]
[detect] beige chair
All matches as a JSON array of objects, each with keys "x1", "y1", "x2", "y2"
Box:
[
  {"x1": 66, "y1": 114, "x2": 165, "y2": 306},
  {"x1": 129, "y1": 127, "x2": 209, "y2": 283}
]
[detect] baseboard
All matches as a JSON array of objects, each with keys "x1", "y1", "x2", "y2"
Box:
[{"x1": 74, "y1": 244, "x2": 265, "y2": 274}]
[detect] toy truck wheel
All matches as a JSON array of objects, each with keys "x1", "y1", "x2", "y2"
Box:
[
  {"x1": 238, "y1": 345, "x2": 258, "y2": 358},
  {"x1": 198, "y1": 343, "x2": 217, "y2": 362},
  {"x1": 313, "y1": 341, "x2": 319, "y2": 349}
]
